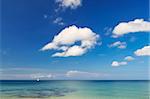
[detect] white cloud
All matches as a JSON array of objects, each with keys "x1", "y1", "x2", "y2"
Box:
[
  {"x1": 66, "y1": 70, "x2": 100, "y2": 77},
  {"x1": 112, "y1": 56, "x2": 135, "y2": 67},
  {"x1": 56, "y1": 0, "x2": 82, "y2": 9},
  {"x1": 111, "y1": 34, "x2": 120, "y2": 38},
  {"x1": 41, "y1": 25, "x2": 99, "y2": 57},
  {"x1": 113, "y1": 19, "x2": 150, "y2": 36},
  {"x1": 111, "y1": 61, "x2": 127, "y2": 67},
  {"x1": 53, "y1": 17, "x2": 64, "y2": 26},
  {"x1": 0, "y1": 72, "x2": 53, "y2": 80},
  {"x1": 52, "y1": 45, "x2": 86, "y2": 57},
  {"x1": 109, "y1": 41, "x2": 127, "y2": 49},
  {"x1": 124, "y1": 56, "x2": 135, "y2": 61},
  {"x1": 111, "y1": 61, "x2": 119, "y2": 67},
  {"x1": 134, "y1": 46, "x2": 150, "y2": 56},
  {"x1": 31, "y1": 73, "x2": 53, "y2": 79}
]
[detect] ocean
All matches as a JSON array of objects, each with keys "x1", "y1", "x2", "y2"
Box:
[{"x1": 0, "y1": 80, "x2": 149, "y2": 99}]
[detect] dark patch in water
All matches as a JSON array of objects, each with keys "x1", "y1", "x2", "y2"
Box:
[{"x1": 1, "y1": 88, "x2": 76, "y2": 98}]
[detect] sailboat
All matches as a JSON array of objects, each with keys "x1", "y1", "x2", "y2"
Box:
[{"x1": 36, "y1": 78, "x2": 40, "y2": 82}]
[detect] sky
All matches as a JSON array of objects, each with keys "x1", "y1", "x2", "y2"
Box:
[{"x1": 0, "y1": 0, "x2": 150, "y2": 80}]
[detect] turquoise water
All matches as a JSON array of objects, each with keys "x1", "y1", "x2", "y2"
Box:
[{"x1": 0, "y1": 80, "x2": 149, "y2": 99}]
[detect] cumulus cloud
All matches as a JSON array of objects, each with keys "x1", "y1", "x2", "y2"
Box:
[
  {"x1": 53, "y1": 17, "x2": 64, "y2": 26},
  {"x1": 66, "y1": 70, "x2": 100, "y2": 77},
  {"x1": 124, "y1": 56, "x2": 135, "y2": 61},
  {"x1": 52, "y1": 45, "x2": 86, "y2": 57},
  {"x1": 111, "y1": 61, "x2": 127, "y2": 67},
  {"x1": 112, "y1": 56, "x2": 134, "y2": 67},
  {"x1": 109, "y1": 41, "x2": 127, "y2": 49},
  {"x1": 113, "y1": 19, "x2": 150, "y2": 36},
  {"x1": 41, "y1": 25, "x2": 99, "y2": 57},
  {"x1": 134, "y1": 46, "x2": 150, "y2": 56},
  {"x1": 56, "y1": 0, "x2": 82, "y2": 9}
]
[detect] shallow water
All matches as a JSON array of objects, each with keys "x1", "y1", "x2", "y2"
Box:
[{"x1": 0, "y1": 80, "x2": 149, "y2": 99}]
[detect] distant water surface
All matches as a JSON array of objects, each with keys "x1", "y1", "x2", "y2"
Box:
[{"x1": 0, "y1": 80, "x2": 149, "y2": 99}]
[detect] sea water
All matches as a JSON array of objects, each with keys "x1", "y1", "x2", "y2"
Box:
[{"x1": 0, "y1": 80, "x2": 149, "y2": 99}]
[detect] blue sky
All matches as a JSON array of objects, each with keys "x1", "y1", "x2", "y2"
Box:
[{"x1": 1, "y1": 0, "x2": 150, "y2": 80}]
